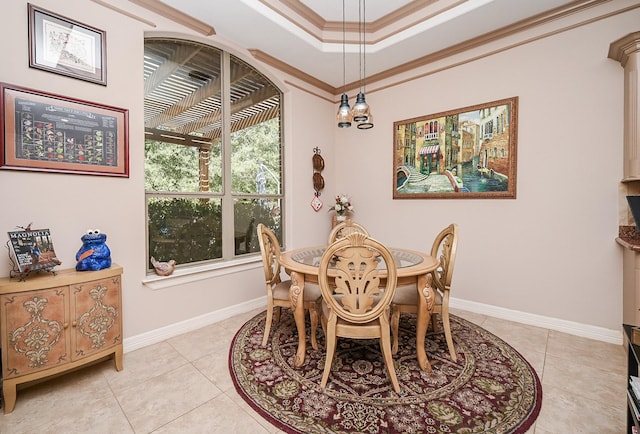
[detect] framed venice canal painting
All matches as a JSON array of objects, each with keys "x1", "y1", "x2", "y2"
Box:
[{"x1": 393, "y1": 97, "x2": 518, "y2": 199}]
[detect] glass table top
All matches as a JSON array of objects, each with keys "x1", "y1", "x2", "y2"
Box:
[{"x1": 290, "y1": 247, "x2": 424, "y2": 269}]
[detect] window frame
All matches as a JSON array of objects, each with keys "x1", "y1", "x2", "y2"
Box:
[{"x1": 143, "y1": 39, "x2": 285, "y2": 275}]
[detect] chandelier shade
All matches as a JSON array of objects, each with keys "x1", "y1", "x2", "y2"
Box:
[
  {"x1": 352, "y1": 91, "x2": 370, "y2": 122},
  {"x1": 337, "y1": 93, "x2": 352, "y2": 128}
]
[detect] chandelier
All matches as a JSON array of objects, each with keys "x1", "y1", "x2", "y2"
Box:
[{"x1": 336, "y1": 0, "x2": 374, "y2": 129}]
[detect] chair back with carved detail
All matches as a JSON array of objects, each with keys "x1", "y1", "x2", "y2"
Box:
[
  {"x1": 390, "y1": 223, "x2": 459, "y2": 363},
  {"x1": 257, "y1": 223, "x2": 321, "y2": 349},
  {"x1": 327, "y1": 220, "x2": 369, "y2": 244},
  {"x1": 430, "y1": 223, "x2": 458, "y2": 295},
  {"x1": 257, "y1": 223, "x2": 282, "y2": 288},
  {"x1": 318, "y1": 232, "x2": 400, "y2": 393}
]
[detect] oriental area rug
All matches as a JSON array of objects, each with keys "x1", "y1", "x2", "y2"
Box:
[{"x1": 229, "y1": 310, "x2": 542, "y2": 434}]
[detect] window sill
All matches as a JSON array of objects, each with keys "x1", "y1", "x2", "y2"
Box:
[{"x1": 142, "y1": 255, "x2": 262, "y2": 290}]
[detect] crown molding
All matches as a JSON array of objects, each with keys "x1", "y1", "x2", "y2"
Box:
[
  {"x1": 251, "y1": 0, "x2": 634, "y2": 97},
  {"x1": 249, "y1": 49, "x2": 335, "y2": 94},
  {"x1": 129, "y1": 0, "x2": 215, "y2": 36}
]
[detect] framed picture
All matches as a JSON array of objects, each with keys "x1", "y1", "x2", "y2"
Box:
[
  {"x1": 394, "y1": 97, "x2": 518, "y2": 199},
  {"x1": 28, "y1": 4, "x2": 107, "y2": 85},
  {"x1": 0, "y1": 83, "x2": 129, "y2": 177}
]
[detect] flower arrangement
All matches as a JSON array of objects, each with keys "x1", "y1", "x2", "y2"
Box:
[{"x1": 329, "y1": 194, "x2": 354, "y2": 217}]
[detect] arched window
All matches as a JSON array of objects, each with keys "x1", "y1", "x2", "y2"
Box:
[{"x1": 144, "y1": 38, "x2": 283, "y2": 270}]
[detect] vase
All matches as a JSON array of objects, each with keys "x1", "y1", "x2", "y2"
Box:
[{"x1": 336, "y1": 215, "x2": 347, "y2": 222}]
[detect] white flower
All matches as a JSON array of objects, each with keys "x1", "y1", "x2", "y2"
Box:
[{"x1": 330, "y1": 194, "x2": 353, "y2": 216}]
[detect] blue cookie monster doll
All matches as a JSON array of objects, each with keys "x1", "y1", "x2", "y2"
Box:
[{"x1": 76, "y1": 229, "x2": 112, "y2": 271}]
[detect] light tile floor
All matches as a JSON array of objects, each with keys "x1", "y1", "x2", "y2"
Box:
[{"x1": 0, "y1": 307, "x2": 628, "y2": 433}]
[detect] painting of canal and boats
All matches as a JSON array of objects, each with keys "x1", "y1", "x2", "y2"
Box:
[{"x1": 394, "y1": 97, "x2": 518, "y2": 199}]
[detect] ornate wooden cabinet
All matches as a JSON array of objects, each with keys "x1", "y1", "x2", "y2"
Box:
[{"x1": 0, "y1": 265, "x2": 123, "y2": 413}]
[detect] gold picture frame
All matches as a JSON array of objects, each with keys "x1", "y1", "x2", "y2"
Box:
[{"x1": 393, "y1": 97, "x2": 518, "y2": 199}]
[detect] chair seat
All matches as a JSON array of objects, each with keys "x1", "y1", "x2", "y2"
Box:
[{"x1": 273, "y1": 280, "x2": 322, "y2": 302}]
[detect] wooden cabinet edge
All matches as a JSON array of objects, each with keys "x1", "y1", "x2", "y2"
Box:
[{"x1": 0, "y1": 264, "x2": 123, "y2": 293}]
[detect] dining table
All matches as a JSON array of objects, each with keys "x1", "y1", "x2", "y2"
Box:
[{"x1": 279, "y1": 245, "x2": 439, "y2": 371}]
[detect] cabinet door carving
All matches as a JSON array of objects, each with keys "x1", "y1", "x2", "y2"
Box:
[
  {"x1": 1, "y1": 287, "x2": 69, "y2": 379},
  {"x1": 72, "y1": 276, "x2": 121, "y2": 358}
]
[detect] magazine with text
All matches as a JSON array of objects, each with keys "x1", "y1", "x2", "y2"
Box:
[{"x1": 7, "y1": 229, "x2": 61, "y2": 273}]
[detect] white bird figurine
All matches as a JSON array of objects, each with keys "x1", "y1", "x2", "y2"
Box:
[{"x1": 150, "y1": 256, "x2": 176, "y2": 276}]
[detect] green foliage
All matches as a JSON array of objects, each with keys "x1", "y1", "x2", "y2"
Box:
[
  {"x1": 148, "y1": 197, "x2": 222, "y2": 265},
  {"x1": 145, "y1": 141, "x2": 201, "y2": 191},
  {"x1": 231, "y1": 118, "x2": 282, "y2": 194},
  {"x1": 145, "y1": 115, "x2": 283, "y2": 266}
]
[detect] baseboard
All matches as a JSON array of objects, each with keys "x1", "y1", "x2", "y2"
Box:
[
  {"x1": 122, "y1": 295, "x2": 622, "y2": 353},
  {"x1": 450, "y1": 297, "x2": 623, "y2": 345},
  {"x1": 123, "y1": 297, "x2": 266, "y2": 353}
]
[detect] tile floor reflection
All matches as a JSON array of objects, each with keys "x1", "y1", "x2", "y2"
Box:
[{"x1": 0, "y1": 307, "x2": 627, "y2": 433}]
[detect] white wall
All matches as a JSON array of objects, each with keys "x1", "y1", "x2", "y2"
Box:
[
  {"x1": 0, "y1": 0, "x2": 636, "y2": 345},
  {"x1": 335, "y1": 5, "x2": 638, "y2": 332},
  {"x1": 0, "y1": 0, "x2": 335, "y2": 344}
]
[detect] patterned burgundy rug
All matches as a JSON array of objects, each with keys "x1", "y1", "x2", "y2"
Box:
[{"x1": 229, "y1": 310, "x2": 542, "y2": 433}]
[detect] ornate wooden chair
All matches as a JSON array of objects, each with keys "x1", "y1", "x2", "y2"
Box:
[
  {"x1": 390, "y1": 223, "x2": 459, "y2": 361},
  {"x1": 327, "y1": 219, "x2": 369, "y2": 244},
  {"x1": 318, "y1": 232, "x2": 400, "y2": 393},
  {"x1": 257, "y1": 223, "x2": 321, "y2": 348}
]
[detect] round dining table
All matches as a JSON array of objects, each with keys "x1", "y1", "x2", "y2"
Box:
[{"x1": 279, "y1": 245, "x2": 439, "y2": 371}]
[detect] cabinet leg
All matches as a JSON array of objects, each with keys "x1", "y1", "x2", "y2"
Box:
[
  {"x1": 3, "y1": 379, "x2": 17, "y2": 414},
  {"x1": 114, "y1": 346, "x2": 123, "y2": 371}
]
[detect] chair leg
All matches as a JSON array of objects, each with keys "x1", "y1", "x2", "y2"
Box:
[
  {"x1": 309, "y1": 305, "x2": 319, "y2": 350},
  {"x1": 390, "y1": 306, "x2": 400, "y2": 355},
  {"x1": 262, "y1": 302, "x2": 274, "y2": 347},
  {"x1": 379, "y1": 321, "x2": 401, "y2": 394},
  {"x1": 441, "y1": 310, "x2": 456, "y2": 362},
  {"x1": 321, "y1": 319, "x2": 337, "y2": 389}
]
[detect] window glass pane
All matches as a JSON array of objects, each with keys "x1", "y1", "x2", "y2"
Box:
[
  {"x1": 231, "y1": 118, "x2": 282, "y2": 194},
  {"x1": 144, "y1": 39, "x2": 284, "y2": 269},
  {"x1": 148, "y1": 197, "x2": 222, "y2": 265},
  {"x1": 145, "y1": 139, "x2": 221, "y2": 193},
  {"x1": 234, "y1": 198, "x2": 282, "y2": 255},
  {"x1": 229, "y1": 55, "x2": 282, "y2": 194},
  {"x1": 144, "y1": 39, "x2": 223, "y2": 194}
]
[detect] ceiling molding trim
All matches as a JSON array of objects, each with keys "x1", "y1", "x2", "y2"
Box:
[
  {"x1": 284, "y1": 80, "x2": 335, "y2": 104},
  {"x1": 261, "y1": 0, "x2": 623, "y2": 96},
  {"x1": 370, "y1": 0, "x2": 441, "y2": 32},
  {"x1": 90, "y1": 0, "x2": 157, "y2": 27},
  {"x1": 366, "y1": 0, "x2": 640, "y2": 96},
  {"x1": 263, "y1": 0, "x2": 477, "y2": 44},
  {"x1": 129, "y1": 0, "x2": 215, "y2": 36},
  {"x1": 275, "y1": 0, "x2": 327, "y2": 29},
  {"x1": 249, "y1": 49, "x2": 335, "y2": 94}
]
